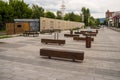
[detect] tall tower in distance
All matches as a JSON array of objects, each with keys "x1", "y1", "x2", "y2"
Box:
[{"x1": 61, "y1": 0, "x2": 65, "y2": 20}]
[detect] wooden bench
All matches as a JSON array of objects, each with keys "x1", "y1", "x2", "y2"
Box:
[
  {"x1": 88, "y1": 33, "x2": 97, "y2": 36},
  {"x1": 74, "y1": 31, "x2": 87, "y2": 34},
  {"x1": 64, "y1": 34, "x2": 79, "y2": 37},
  {"x1": 88, "y1": 31, "x2": 97, "y2": 34},
  {"x1": 23, "y1": 31, "x2": 39, "y2": 37},
  {"x1": 41, "y1": 39, "x2": 65, "y2": 45},
  {"x1": 75, "y1": 31, "x2": 98, "y2": 36},
  {"x1": 40, "y1": 48, "x2": 84, "y2": 62},
  {"x1": 74, "y1": 32, "x2": 82, "y2": 34},
  {"x1": 83, "y1": 32, "x2": 97, "y2": 36},
  {"x1": 73, "y1": 36, "x2": 94, "y2": 41}
]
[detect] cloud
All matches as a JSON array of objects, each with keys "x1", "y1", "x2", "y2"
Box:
[
  {"x1": 5, "y1": 0, "x2": 120, "y2": 18},
  {"x1": 25, "y1": 0, "x2": 60, "y2": 9}
]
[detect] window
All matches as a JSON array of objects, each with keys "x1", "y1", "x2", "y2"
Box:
[{"x1": 17, "y1": 25, "x2": 22, "y2": 28}]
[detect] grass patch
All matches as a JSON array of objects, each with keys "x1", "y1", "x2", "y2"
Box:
[
  {"x1": 0, "y1": 42, "x2": 5, "y2": 44},
  {"x1": 0, "y1": 35, "x2": 12, "y2": 39},
  {"x1": 0, "y1": 30, "x2": 5, "y2": 32}
]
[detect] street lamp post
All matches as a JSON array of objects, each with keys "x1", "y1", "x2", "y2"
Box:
[
  {"x1": 82, "y1": 14, "x2": 84, "y2": 22},
  {"x1": 61, "y1": 0, "x2": 65, "y2": 20},
  {"x1": 81, "y1": 14, "x2": 84, "y2": 28}
]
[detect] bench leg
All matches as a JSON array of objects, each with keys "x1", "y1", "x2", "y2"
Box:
[
  {"x1": 48, "y1": 56, "x2": 51, "y2": 59},
  {"x1": 33, "y1": 35, "x2": 34, "y2": 37},
  {"x1": 80, "y1": 60, "x2": 83, "y2": 63},
  {"x1": 72, "y1": 58, "x2": 75, "y2": 62}
]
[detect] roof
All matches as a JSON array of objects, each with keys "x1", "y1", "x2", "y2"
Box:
[{"x1": 14, "y1": 19, "x2": 39, "y2": 22}]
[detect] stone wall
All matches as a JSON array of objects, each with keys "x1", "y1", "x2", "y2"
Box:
[{"x1": 40, "y1": 17, "x2": 84, "y2": 31}]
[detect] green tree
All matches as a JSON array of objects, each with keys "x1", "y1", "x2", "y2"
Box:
[
  {"x1": 103, "y1": 19, "x2": 107, "y2": 25},
  {"x1": 0, "y1": 15, "x2": 2, "y2": 23},
  {"x1": 44, "y1": 11, "x2": 56, "y2": 19},
  {"x1": 86, "y1": 8, "x2": 90, "y2": 25},
  {"x1": 32, "y1": 4, "x2": 44, "y2": 18},
  {"x1": 81, "y1": 7, "x2": 90, "y2": 26},
  {"x1": 0, "y1": 0, "x2": 33, "y2": 30},
  {"x1": 64, "y1": 12, "x2": 76, "y2": 21},
  {"x1": 69, "y1": 12, "x2": 75, "y2": 21},
  {"x1": 89, "y1": 16, "x2": 95, "y2": 26},
  {"x1": 0, "y1": 0, "x2": 13, "y2": 30},
  {"x1": 64, "y1": 12, "x2": 82, "y2": 22},
  {"x1": 64, "y1": 12, "x2": 75, "y2": 21},
  {"x1": 95, "y1": 19, "x2": 100, "y2": 26},
  {"x1": 64, "y1": 13, "x2": 70, "y2": 20},
  {"x1": 0, "y1": 15, "x2": 2, "y2": 30},
  {"x1": 74, "y1": 14, "x2": 81, "y2": 22},
  {"x1": 56, "y1": 11, "x2": 62, "y2": 19},
  {"x1": 9, "y1": 0, "x2": 33, "y2": 19},
  {"x1": 81, "y1": 7, "x2": 86, "y2": 23}
]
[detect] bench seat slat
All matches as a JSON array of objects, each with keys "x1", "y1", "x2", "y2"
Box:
[
  {"x1": 64, "y1": 34, "x2": 79, "y2": 37},
  {"x1": 73, "y1": 37, "x2": 94, "y2": 41},
  {"x1": 41, "y1": 39, "x2": 65, "y2": 45}
]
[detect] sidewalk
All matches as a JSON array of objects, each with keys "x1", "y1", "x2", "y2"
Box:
[
  {"x1": 109, "y1": 27, "x2": 120, "y2": 32},
  {"x1": 0, "y1": 28, "x2": 120, "y2": 80}
]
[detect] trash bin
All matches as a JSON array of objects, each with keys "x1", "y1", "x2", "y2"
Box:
[{"x1": 86, "y1": 36, "x2": 91, "y2": 48}]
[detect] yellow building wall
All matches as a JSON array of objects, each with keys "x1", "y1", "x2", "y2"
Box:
[
  {"x1": 6, "y1": 23, "x2": 15, "y2": 35},
  {"x1": 23, "y1": 23, "x2": 30, "y2": 31},
  {"x1": 14, "y1": 23, "x2": 24, "y2": 34},
  {"x1": 6, "y1": 22, "x2": 30, "y2": 35}
]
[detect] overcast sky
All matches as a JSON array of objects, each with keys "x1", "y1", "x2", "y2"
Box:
[{"x1": 5, "y1": 0, "x2": 120, "y2": 18}]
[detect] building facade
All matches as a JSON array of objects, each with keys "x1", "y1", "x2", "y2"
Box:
[
  {"x1": 6, "y1": 22, "x2": 30, "y2": 35},
  {"x1": 40, "y1": 17, "x2": 84, "y2": 31},
  {"x1": 14, "y1": 19, "x2": 40, "y2": 31},
  {"x1": 112, "y1": 11, "x2": 120, "y2": 28},
  {"x1": 6, "y1": 18, "x2": 84, "y2": 35},
  {"x1": 106, "y1": 10, "x2": 114, "y2": 27},
  {"x1": 106, "y1": 10, "x2": 120, "y2": 27}
]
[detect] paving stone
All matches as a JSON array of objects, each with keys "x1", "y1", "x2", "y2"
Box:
[
  {"x1": 0, "y1": 28, "x2": 120, "y2": 80},
  {"x1": 0, "y1": 43, "x2": 25, "y2": 48},
  {"x1": 0, "y1": 77, "x2": 12, "y2": 80},
  {"x1": 0, "y1": 49, "x2": 6, "y2": 52},
  {"x1": 0, "y1": 73, "x2": 13, "y2": 79},
  {"x1": 11, "y1": 76, "x2": 32, "y2": 80}
]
